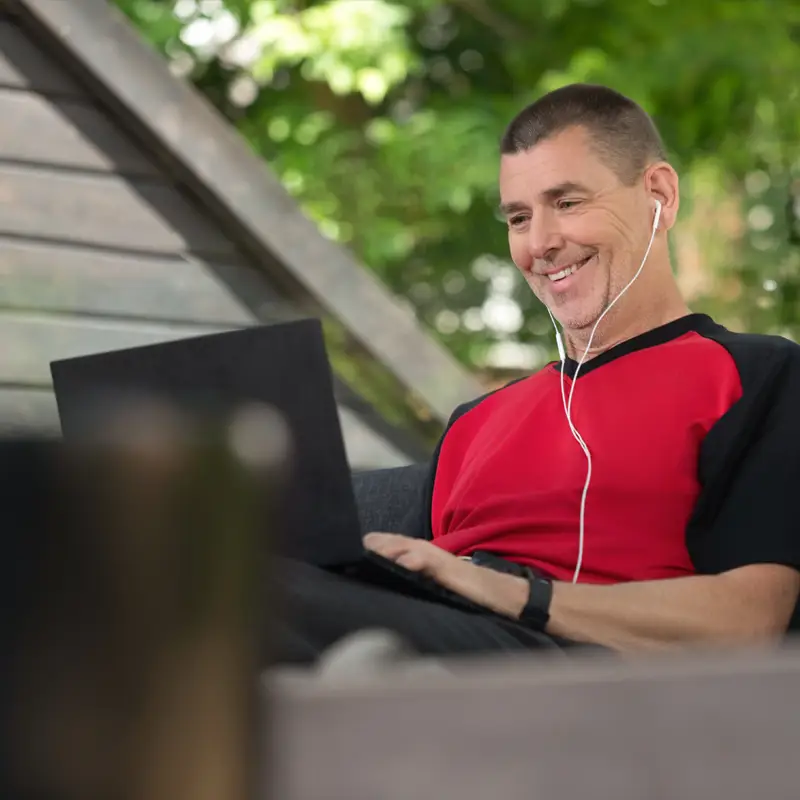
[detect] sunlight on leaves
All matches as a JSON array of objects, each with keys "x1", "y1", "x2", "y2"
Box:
[{"x1": 242, "y1": 0, "x2": 418, "y2": 102}]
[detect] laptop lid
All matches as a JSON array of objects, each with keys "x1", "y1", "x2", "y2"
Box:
[{"x1": 50, "y1": 318, "x2": 362, "y2": 567}]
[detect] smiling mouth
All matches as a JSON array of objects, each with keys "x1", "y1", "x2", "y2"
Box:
[{"x1": 547, "y1": 254, "x2": 593, "y2": 282}]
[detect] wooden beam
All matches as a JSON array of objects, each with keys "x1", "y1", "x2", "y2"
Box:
[
  {"x1": 0, "y1": 18, "x2": 85, "y2": 97},
  {"x1": 12, "y1": 0, "x2": 484, "y2": 421}
]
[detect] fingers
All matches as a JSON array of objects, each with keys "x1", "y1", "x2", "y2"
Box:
[
  {"x1": 363, "y1": 532, "x2": 411, "y2": 559},
  {"x1": 363, "y1": 533, "x2": 438, "y2": 576},
  {"x1": 394, "y1": 548, "x2": 433, "y2": 574},
  {"x1": 364, "y1": 533, "x2": 526, "y2": 617}
]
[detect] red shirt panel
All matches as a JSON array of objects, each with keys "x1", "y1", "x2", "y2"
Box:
[{"x1": 431, "y1": 332, "x2": 743, "y2": 584}]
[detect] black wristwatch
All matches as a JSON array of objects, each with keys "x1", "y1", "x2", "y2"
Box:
[{"x1": 519, "y1": 572, "x2": 553, "y2": 630}]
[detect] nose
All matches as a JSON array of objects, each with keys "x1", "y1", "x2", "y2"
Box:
[{"x1": 527, "y1": 208, "x2": 564, "y2": 263}]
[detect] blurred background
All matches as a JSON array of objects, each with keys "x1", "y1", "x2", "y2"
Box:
[
  {"x1": 4, "y1": 0, "x2": 800, "y2": 460},
  {"x1": 115, "y1": 0, "x2": 800, "y2": 371}
]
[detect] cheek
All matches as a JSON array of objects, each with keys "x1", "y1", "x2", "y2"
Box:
[{"x1": 508, "y1": 235, "x2": 530, "y2": 271}]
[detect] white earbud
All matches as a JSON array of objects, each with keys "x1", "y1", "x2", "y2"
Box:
[
  {"x1": 548, "y1": 197, "x2": 662, "y2": 583},
  {"x1": 652, "y1": 198, "x2": 662, "y2": 233}
]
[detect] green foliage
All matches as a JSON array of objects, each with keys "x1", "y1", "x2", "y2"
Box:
[{"x1": 116, "y1": 0, "x2": 800, "y2": 381}]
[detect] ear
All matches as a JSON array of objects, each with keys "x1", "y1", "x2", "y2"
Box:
[{"x1": 645, "y1": 162, "x2": 680, "y2": 231}]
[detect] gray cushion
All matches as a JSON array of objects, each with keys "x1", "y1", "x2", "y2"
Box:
[{"x1": 351, "y1": 463, "x2": 429, "y2": 537}]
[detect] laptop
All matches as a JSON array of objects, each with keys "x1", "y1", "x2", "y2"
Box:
[{"x1": 50, "y1": 319, "x2": 486, "y2": 612}]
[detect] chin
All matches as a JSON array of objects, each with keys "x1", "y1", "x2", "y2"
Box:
[{"x1": 548, "y1": 300, "x2": 605, "y2": 333}]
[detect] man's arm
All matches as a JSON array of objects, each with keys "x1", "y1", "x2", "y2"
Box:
[
  {"x1": 556, "y1": 340, "x2": 800, "y2": 652},
  {"x1": 363, "y1": 534, "x2": 800, "y2": 652},
  {"x1": 545, "y1": 565, "x2": 799, "y2": 651}
]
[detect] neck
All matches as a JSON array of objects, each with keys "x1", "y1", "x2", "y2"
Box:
[{"x1": 564, "y1": 281, "x2": 690, "y2": 362}]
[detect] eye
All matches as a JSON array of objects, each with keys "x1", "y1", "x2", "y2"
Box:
[
  {"x1": 557, "y1": 199, "x2": 582, "y2": 210},
  {"x1": 508, "y1": 214, "x2": 528, "y2": 229}
]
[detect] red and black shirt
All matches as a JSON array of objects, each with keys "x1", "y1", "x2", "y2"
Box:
[{"x1": 407, "y1": 314, "x2": 800, "y2": 585}]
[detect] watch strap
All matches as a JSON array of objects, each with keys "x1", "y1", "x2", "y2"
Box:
[{"x1": 518, "y1": 572, "x2": 553, "y2": 630}]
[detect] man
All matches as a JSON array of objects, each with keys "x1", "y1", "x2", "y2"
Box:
[{"x1": 277, "y1": 84, "x2": 800, "y2": 663}]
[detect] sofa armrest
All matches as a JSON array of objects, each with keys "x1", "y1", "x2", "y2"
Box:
[{"x1": 351, "y1": 463, "x2": 430, "y2": 538}]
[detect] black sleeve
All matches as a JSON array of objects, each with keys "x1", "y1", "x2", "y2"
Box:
[
  {"x1": 396, "y1": 398, "x2": 481, "y2": 540},
  {"x1": 687, "y1": 334, "x2": 800, "y2": 575}
]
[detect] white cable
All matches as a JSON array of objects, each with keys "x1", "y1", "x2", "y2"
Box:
[{"x1": 549, "y1": 200, "x2": 662, "y2": 583}]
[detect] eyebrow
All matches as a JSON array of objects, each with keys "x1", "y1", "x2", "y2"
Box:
[{"x1": 498, "y1": 181, "x2": 591, "y2": 216}]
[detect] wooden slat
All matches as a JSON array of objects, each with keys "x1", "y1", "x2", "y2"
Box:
[
  {"x1": 0, "y1": 238, "x2": 255, "y2": 325},
  {"x1": 0, "y1": 19, "x2": 85, "y2": 96},
  {"x1": 0, "y1": 165, "x2": 238, "y2": 256},
  {"x1": 0, "y1": 386, "x2": 59, "y2": 433},
  {"x1": 0, "y1": 313, "x2": 228, "y2": 387},
  {"x1": 0, "y1": 88, "x2": 159, "y2": 176}
]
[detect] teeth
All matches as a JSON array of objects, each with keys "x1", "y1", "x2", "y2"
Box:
[{"x1": 548, "y1": 263, "x2": 579, "y2": 282}]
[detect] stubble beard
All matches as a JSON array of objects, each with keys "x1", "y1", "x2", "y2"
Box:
[{"x1": 548, "y1": 270, "x2": 614, "y2": 336}]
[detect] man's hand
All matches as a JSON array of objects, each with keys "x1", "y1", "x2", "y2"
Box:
[{"x1": 363, "y1": 533, "x2": 529, "y2": 619}]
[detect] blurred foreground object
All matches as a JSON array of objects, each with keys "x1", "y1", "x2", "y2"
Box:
[
  {"x1": 274, "y1": 643, "x2": 800, "y2": 799},
  {"x1": 0, "y1": 399, "x2": 289, "y2": 800}
]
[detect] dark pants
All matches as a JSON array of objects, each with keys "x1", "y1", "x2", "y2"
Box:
[{"x1": 271, "y1": 560, "x2": 563, "y2": 665}]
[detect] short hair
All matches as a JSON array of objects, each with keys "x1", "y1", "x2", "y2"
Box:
[{"x1": 500, "y1": 84, "x2": 667, "y2": 185}]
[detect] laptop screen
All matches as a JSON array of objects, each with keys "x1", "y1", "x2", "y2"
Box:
[{"x1": 50, "y1": 319, "x2": 362, "y2": 567}]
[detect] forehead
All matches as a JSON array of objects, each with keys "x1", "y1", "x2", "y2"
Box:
[{"x1": 499, "y1": 126, "x2": 619, "y2": 200}]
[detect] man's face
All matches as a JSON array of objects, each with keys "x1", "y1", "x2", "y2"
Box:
[{"x1": 499, "y1": 126, "x2": 653, "y2": 333}]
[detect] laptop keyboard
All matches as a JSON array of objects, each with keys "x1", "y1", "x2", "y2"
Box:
[{"x1": 353, "y1": 551, "x2": 495, "y2": 616}]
